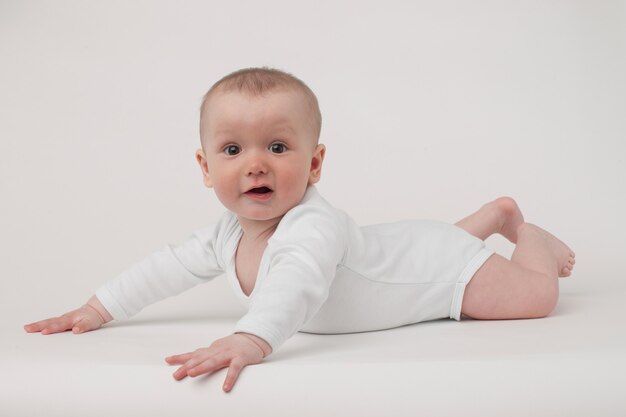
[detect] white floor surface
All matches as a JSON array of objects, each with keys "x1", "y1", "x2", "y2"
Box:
[{"x1": 5, "y1": 278, "x2": 626, "y2": 416}]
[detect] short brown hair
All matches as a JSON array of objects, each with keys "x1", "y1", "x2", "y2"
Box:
[{"x1": 200, "y1": 67, "x2": 322, "y2": 142}]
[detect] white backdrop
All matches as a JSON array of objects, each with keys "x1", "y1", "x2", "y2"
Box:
[{"x1": 1, "y1": 0, "x2": 625, "y2": 321}]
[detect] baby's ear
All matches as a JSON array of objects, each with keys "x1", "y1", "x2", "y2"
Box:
[
  {"x1": 195, "y1": 149, "x2": 214, "y2": 188},
  {"x1": 308, "y1": 144, "x2": 326, "y2": 185}
]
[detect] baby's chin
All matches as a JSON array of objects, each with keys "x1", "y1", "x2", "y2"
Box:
[
  {"x1": 230, "y1": 204, "x2": 285, "y2": 222},
  {"x1": 217, "y1": 190, "x2": 307, "y2": 225},
  {"x1": 234, "y1": 202, "x2": 300, "y2": 225},
  {"x1": 235, "y1": 212, "x2": 286, "y2": 230}
]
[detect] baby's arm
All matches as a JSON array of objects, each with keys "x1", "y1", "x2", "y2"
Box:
[
  {"x1": 25, "y1": 223, "x2": 225, "y2": 335},
  {"x1": 24, "y1": 295, "x2": 113, "y2": 335},
  {"x1": 166, "y1": 204, "x2": 346, "y2": 391}
]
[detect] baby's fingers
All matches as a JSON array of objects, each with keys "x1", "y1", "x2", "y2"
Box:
[
  {"x1": 44, "y1": 317, "x2": 76, "y2": 334},
  {"x1": 24, "y1": 321, "x2": 46, "y2": 333},
  {"x1": 165, "y1": 352, "x2": 194, "y2": 365},
  {"x1": 24, "y1": 317, "x2": 68, "y2": 334},
  {"x1": 223, "y1": 358, "x2": 246, "y2": 392},
  {"x1": 38, "y1": 317, "x2": 74, "y2": 335},
  {"x1": 186, "y1": 353, "x2": 229, "y2": 378},
  {"x1": 24, "y1": 317, "x2": 55, "y2": 332},
  {"x1": 71, "y1": 317, "x2": 100, "y2": 334}
]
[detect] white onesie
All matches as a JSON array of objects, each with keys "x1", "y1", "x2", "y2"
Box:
[{"x1": 96, "y1": 186, "x2": 494, "y2": 352}]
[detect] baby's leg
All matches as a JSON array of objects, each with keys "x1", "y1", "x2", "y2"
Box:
[
  {"x1": 455, "y1": 197, "x2": 524, "y2": 243},
  {"x1": 461, "y1": 223, "x2": 576, "y2": 320}
]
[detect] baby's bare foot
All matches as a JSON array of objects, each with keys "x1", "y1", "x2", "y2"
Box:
[{"x1": 520, "y1": 223, "x2": 576, "y2": 277}]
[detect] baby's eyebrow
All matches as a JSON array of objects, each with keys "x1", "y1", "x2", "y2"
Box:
[
  {"x1": 270, "y1": 124, "x2": 296, "y2": 135},
  {"x1": 213, "y1": 129, "x2": 235, "y2": 138},
  {"x1": 209, "y1": 123, "x2": 297, "y2": 145}
]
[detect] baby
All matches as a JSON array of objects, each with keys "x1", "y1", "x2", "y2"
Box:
[{"x1": 24, "y1": 67, "x2": 576, "y2": 392}]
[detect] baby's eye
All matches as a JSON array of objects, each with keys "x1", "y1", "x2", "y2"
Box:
[
  {"x1": 224, "y1": 145, "x2": 241, "y2": 156},
  {"x1": 269, "y1": 143, "x2": 287, "y2": 154}
]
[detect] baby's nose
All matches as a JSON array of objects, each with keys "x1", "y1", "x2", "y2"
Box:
[{"x1": 246, "y1": 153, "x2": 268, "y2": 176}]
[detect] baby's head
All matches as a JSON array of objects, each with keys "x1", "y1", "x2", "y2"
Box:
[
  {"x1": 196, "y1": 68, "x2": 326, "y2": 226},
  {"x1": 199, "y1": 67, "x2": 322, "y2": 145}
]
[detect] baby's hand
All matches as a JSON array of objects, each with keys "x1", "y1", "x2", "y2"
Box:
[
  {"x1": 165, "y1": 333, "x2": 272, "y2": 392},
  {"x1": 24, "y1": 296, "x2": 112, "y2": 335}
]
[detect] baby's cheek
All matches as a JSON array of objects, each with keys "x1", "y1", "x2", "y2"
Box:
[{"x1": 212, "y1": 185, "x2": 237, "y2": 208}]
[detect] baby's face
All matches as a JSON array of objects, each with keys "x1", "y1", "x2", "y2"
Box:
[{"x1": 196, "y1": 89, "x2": 325, "y2": 226}]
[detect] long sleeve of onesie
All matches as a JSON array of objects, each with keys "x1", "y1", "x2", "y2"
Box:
[
  {"x1": 95, "y1": 223, "x2": 226, "y2": 320},
  {"x1": 233, "y1": 200, "x2": 348, "y2": 351}
]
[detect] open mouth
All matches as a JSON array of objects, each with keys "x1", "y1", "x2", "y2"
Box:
[
  {"x1": 245, "y1": 186, "x2": 273, "y2": 199},
  {"x1": 248, "y1": 186, "x2": 272, "y2": 194}
]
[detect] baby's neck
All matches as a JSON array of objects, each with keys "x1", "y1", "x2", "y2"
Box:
[{"x1": 237, "y1": 216, "x2": 281, "y2": 243}]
